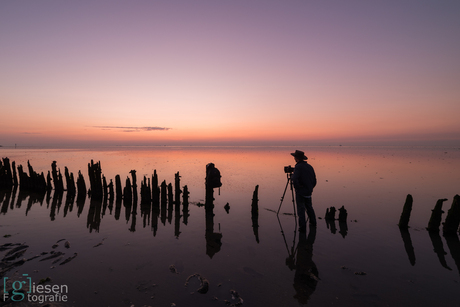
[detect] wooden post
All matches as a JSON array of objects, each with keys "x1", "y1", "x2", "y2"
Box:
[
  {"x1": 115, "y1": 175, "x2": 122, "y2": 201},
  {"x1": 398, "y1": 194, "x2": 413, "y2": 229},
  {"x1": 427, "y1": 199, "x2": 447, "y2": 232},
  {"x1": 442, "y1": 195, "x2": 460, "y2": 236},
  {"x1": 175, "y1": 172, "x2": 181, "y2": 205},
  {"x1": 251, "y1": 185, "x2": 260, "y2": 243}
]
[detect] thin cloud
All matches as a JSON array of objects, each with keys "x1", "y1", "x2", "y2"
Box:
[{"x1": 93, "y1": 126, "x2": 171, "y2": 132}]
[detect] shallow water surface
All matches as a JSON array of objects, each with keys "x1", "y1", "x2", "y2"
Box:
[{"x1": 0, "y1": 146, "x2": 459, "y2": 306}]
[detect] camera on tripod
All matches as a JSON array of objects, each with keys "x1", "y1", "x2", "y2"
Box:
[{"x1": 284, "y1": 165, "x2": 294, "y2": 174}]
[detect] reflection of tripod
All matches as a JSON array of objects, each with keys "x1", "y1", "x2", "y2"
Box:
[{"x1": 277, "y1": 173, "x2": 297, "y2": 216}]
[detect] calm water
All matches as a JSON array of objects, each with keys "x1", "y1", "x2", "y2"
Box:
[{"x1": 1, "y1": 146, "x2": 459, "y2": 306}]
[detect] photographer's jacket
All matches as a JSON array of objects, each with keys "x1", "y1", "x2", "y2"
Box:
[{"x1": 292, "y1": 161, "x2": 317, "y2": 197}]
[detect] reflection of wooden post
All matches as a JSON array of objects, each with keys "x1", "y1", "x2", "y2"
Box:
[
  {"x1": 427, "y1": 199, "x2": 447, "y2": 232},
  {"x1": 443, "y1": 195, "x2": 460, "y2": 237},
  {"x1": 399, "y1": 228, "x2": 416, "y2": 266},
  {"x1": 398, "y1": 194, "x2": 413, "y2": 229}
]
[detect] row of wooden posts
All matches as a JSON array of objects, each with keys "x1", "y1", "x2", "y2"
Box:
[
  {"x1": 399, "y1": 194, "x2": 460, "y2": 236},
  {"x1": 0, "y1": 157, "x2": 189, "y2": 208}
]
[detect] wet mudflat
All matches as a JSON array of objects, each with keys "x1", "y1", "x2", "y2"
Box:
[{"x1": 0, "y1": 146, "x2": 459, "y2": 306}]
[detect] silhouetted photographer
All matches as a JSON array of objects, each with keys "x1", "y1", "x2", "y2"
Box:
[{"x1": 291, "y1": 150, "x2": 317, "y2": 232}]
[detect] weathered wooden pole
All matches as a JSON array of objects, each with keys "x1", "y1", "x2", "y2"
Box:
[
  {"x1": 174, "y1": 172, "x2": 181, "y2": 205},
  {"x1": 442, "y1": 195, "x2": 460, "y2": 237},
  {"x1": 182, "y1": 185, "x2": 190, "y2": 225},
  {"x1": 398, "y1": 194, "x2": 413, "y2": 229},
  {"x1": 76, "y1": 170, "x2": 86, "y2": 200},
  {"x1": 88, "y1": 160, "x2": 103, "y2": 200},
  {"x1": 65, "y1": 167, "x2": 76, "y2": 196},
  {"x1": 123, "y1": 176, "x2": 132, "y2": 205},
  {"x1": 115, "y1": 175, "x2": 122, "y2": 201},
  {"x1": 46, "y1": 171, "x2": 52, "y2": 191},
  {"x1": 160, "y1": 180, "x2": 167, "y2": 225},
  {"x1": 251, "y1": 185, "x2": 260, "y2": 243},
  {"x1": 152, "y1": 170, "x2": 160, "y2": 209},
  {"x1": 427, "y1": 198, "x2": 447, "y2": 232},
  {"x1": 12, "y1": 161, "x2": 18, "y2": 187},
  {"x1": 325, "y1": 206, "x2": 336, "y2": 221},
  {"x1": 338, "y1": 206, "x2": 347, "y2": 222},
  {"x1": 108, "y1": 179, "x2": 114, "y2": 201},
  {"x1": 102, "y1": 175, "x2": 108, "y2": 199},
  {"x1": 52, "y1": 161, "x2": 64, "y2": 193},
  {"x1": 130, "y1": 170, "x2": 137, "y2": 205},
  {"x1": 0, "y1": 157, "x2": 13, "y2": 189}
]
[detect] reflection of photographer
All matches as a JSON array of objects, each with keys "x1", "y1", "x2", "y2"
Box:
[
  {"x1": 290, "y1": 150, "x2": 317, "y2": 232},
  {"x1": 293, "y1": 226, "x2": 319, "y2": 304}
]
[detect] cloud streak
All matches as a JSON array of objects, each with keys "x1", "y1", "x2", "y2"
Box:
[{"x1": 93, "y1": 126, "x2": 172, "y2": 132}]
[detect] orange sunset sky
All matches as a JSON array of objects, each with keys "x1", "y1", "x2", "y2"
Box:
[{"x1": 1, "y1": 1, "x2": 459, "y2": 147}]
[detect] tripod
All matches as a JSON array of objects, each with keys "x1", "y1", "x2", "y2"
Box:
[{"x1": 277, "y1": 173, "x2": 297, "y2": 216}]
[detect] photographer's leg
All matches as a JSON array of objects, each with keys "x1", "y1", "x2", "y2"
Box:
[
  {"x1": 305, "y1": 197, "x2": 316, "y2": 226},
  {"x1": 296, "y1": 193, "x2": 307, "y2": 232}
]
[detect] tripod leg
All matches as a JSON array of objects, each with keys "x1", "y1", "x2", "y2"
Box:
[
  {"x1": 277, "y1": 174, "x2": 290, "y2": 215},
  {"x1": 289, "y1": 176, "x2": 297, "y2": 217}
]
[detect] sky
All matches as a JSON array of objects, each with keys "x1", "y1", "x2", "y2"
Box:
[{"x1": 1, "y1": 0, "x2": 459, "y2": 147}]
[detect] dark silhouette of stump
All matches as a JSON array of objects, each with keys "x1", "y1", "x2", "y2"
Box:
[
  {"x1": 0, "y1": 157, "x2": 14, "y2": 189},
  {"x1": 140, "y1": 176, "x2": 151, "y2": 205},
  {"x1": 182, "y1": 185, "x2": 190, "y2": 225},
  {"x1": 152, "y1": 170, "x2": 160, "y2": 209},
  {"x1": 46, "y1": 171, "x2": 52, "y2": 191},
  {"x1": 338, "y1": 206, "x2": 347, "y2": 222},
  {"x1": 338, "y1": 206, "x2": 348, "y2": 238},
  {"x1": 115, "y1": 175, "x2": 122, "y2": 201},
  {"x1": 52, "y1": 161, "x2": 64, "y2": 193},
  {"x1": 443, "y1": 195, "x2": 460, "y2": 237},
  {"x1": 123, "y1": 177, "x2": 132, "y2": 205},
  {"x1": 64, "y1": 167, "x2": 76, "y2": 196},
  {"x1": 251, "y1": 185, "x2": 260, "y2": 243},
  {"x1": 398, "y1": 194, "x2": 413, "y2": 229},
  {"x1": 12, "y1": 161, "x2": 18, "y2": 187},
  {"x1": 427, "y1": 198, "x2": 447, "y2": 232},
  {"x1": 325, "y1": 206, "x2": 336, "y2": 220},
  {"x1": 88, "y1": 160, "x2": 103, "y2": 200},
  {"x1": 108, "y1": 179, "x2": 114, "y2": 202},
  {"x1": 175, "y1": 172, "x2": 181, "y2": 205},
  {"x1": 160, "y1": 180, "x2": 167, "y2": 225},
  {"x1": 76, "y1": 171, "x2": 86, "y2": 200}
]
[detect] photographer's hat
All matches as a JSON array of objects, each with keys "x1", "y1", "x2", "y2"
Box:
[{"x1": 291, "y1": 150, "x2": 308, "y2": 160}]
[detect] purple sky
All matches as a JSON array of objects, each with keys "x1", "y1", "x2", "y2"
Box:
[{"x1": 1, "y1": 1, "x2": 459, "y2": 146}]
